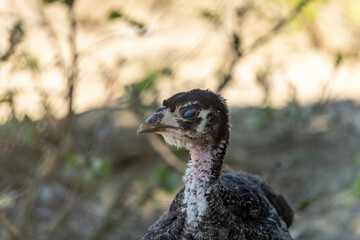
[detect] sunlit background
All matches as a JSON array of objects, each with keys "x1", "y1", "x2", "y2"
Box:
[{"x1": 0, "y1": 0, "x2": 360, "y2": 239}]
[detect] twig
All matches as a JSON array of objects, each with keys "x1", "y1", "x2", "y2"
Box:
[
  {"x1": 246, "y1": 0, "x2": 312, "y2": 54},
  {"x1": 0, "y1": 211, "x2": 20, "y2": 240},
  {"x1": 217, "y1": 0, "x2": 313, "y2": 92},
  {"x1": 0, "y1": 20, "x2": 24, "y2": 62},
  {"x1": 66, "y1": 4, "x2": 78, "y2": 118}
]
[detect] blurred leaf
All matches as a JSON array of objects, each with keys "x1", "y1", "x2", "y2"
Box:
[
  {"x1": 108, "y1": 10, "x2": 145, "y2": 30},
  {"x1": 335, "y1": 53, "x2": 343, "y2": 67},
  {"x1": 66, "y1": 153, "x2": 77, "y2": 167},
  {"x1": 134, "y1": 72, "x2": 158, "y2": 92},
  {"x1": 109, "y1": 10, "x2": 123, "y2": 19},
  {"x1": 353, "y1": 175, "x2": 360, "y2": 197},
  {"x1": 250, "y1": 105, "x2": 274, "y2": 131},
  {"x1": 355, "y1": 150, "x2": 360, "y2": 166},
  {"x1": 200, "y1": 9, "x2": 220, "y2": 23},
  {"x1": 91, "y1": 156, "x2": 112, "y2": 180},
  {"x1": 352, "y1": 150, "x2": 360, "y2": 197},
  {"x1": 1, "y1": 21, "x2": 24, "y2": 61},
  {"x1": 16, "y1": 53, "x2": 40, "y2": 72},
  {"x1": 43, "y1": 0, "x2": 57, "y2": 3},
  {"x1": 155, "y1": 165, "x2": 180, "y2": 192},
  {"x1": 256, "y1": 69, "x2": 270, "y2": 87},
  {"x1": 82, "y1": 170, "x2": 94, "y2": 184},
  {"x1": 232, "y1": 33, "x2": 241, "y2": 52},
  {"x1": 284, "y1": 0, "x2": 328, "y2": 29},
  {"x1": 0, "y1": 195, "x2": 14, "y2": 209},
  {"x1": 302, "y1": 4, "x2": 317, "y2": 22},
  {"x1": 0, "y1": 92, "x2": 14, "y2": 105},
  {"x1": 65, "y1": 153, "x2": 84, "y2": 168},
  {"x1": 118, "y1": 67, "x2": 174, "y2": 118},
  {"x1": 161, "y1": 67, "x2": 172, "y2": 76},
  {"x1": 23, "y1": 115, "x2": 35, "y2": 147},
  {"x1": 10, "y1": 21, "x2": 24, "y2": 45},
  {"x1": 297, "y1": 197, "x2": 317, "y2": 211},
  {"x1": 172, "y1": 147, "x2": 187, "y2": 157},
  {"x1": 25, "y1": 55, "x2": 39, "y2": 71}
]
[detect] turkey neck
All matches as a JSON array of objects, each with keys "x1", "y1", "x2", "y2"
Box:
[{"x1": 182, "y1": 139, "x2": 228, "y2": 227}]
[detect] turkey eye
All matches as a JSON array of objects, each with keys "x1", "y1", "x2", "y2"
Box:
[{"x1": 183, "y1": 108, "x2": 196, "y2": 119}]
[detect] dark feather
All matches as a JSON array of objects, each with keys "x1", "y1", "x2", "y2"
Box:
[{"x1": 138, "y1": 89, "x2": 294, "y2": 240}]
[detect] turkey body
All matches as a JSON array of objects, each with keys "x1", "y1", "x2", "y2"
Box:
[
  {"x1": 138, "y1": 89, "x2": 294, "y2": 240},
  {"x1": 140, "y1": 172, "x2": 293, "y2": 240}
]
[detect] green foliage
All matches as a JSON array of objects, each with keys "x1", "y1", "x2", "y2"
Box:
[
  {"x1": 352, "y1": 150, "x2": 360, "y2": 197},
  {"x1": 65, "y1": 152, "x2": 84, "y2": 168},
  {"x1": 0, "y1": 92, "x2": 14, "y2": 105},
  {"x1": 119, "y1": 68, "x2": 172, "y2": 117},
  {"x1": 108, "y1": 10, "x2": 123, "y2": 19},
  {"x1": 133, "y1": 68, "x2": 171, "y2": 92},
  {"x1": 1, "y1": 21, "x2": 24, "y2": 61},
  {"x1": 297, "y1": 197, "x2": 317, "y2": 211},
  {"x1": 21, "y1": 54, "x2": 39, "y2": 71},
  {"x1": 108, "y1": 9, "x2": 145, "y2": 30},
  {"x1": 82, "y1": 170, "x2": 94, "y2": 184},
  {"x1": 133, "y1": 71, "x2": 158, "y2": 92},
  {"x1": 232, "y1": 33, "x2": 241, "y2": 53},
  {"x1": 0, "y1": 92, "x2": 16, "y2": 122},
  {"x1": 250, "y1": 105, "x2": 275, "y2": 131},
  {"x1": 10, "y1": 21, "x2": 24, "y2": 46},
  {"x1": 352, "y1": 175, "x2": 360, "y2": 197},
  {"x1": 172, "y1": 147, "x2": 188, "y2": 157},
  {"x1": 335, "y1": 53, "x2": 343, "y2": 68},
  {"x1": 281, "y1": 101, "x2": 301, "y2": 129},
  {"x1": 66, "y1": 154, "x2": 111, "y2": 183},
  {"x1": 91, "y1": 156, "x2": 112, "y2": 180},
  {"x1": 43, "y1": 0, "x2": 57, "y2": 3},
  {"x1": 23, "y1": 115, "x2": 36, "y2": 147},
  {"x1": 155, "y1": 165, "x2": 180, "y2": 192},
  {"x1": 270, "y1": 0, "x2": 328, "y2": 30},
  {"x1": 200, "y1": 9, "x2": 220, "y2": 23},
  {"x1": 0, "y1": 195, "x2": 14, "y2": 209}
]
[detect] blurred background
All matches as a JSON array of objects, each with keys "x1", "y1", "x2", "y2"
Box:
[{"x1": 0, "y1": 0, "x2": 360, "y2": 239}]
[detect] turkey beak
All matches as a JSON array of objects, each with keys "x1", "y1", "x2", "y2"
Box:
[{"x1": 137, "y1": 109, "x2": 166, "y2": 134}]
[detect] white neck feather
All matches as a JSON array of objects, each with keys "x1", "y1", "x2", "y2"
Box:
[{"x1": 182, "y1": 145, "x2": 215, "y2": 228}]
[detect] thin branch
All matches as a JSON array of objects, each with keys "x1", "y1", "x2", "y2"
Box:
[
  {"x1": 66, "y1": 4, "x2": 78, "y2": 119},
  {"x1": 0, "y1": 211, "x2": 20, "y2": 240},
  {"x1": 217, "y1": 0, "x2": 314, "y2": 92},
  {"x1": 246, "y1": 0, "x2": 313, "y2": 54},
  {"x1": 0, "y1": 20, "x2": 24, "y2": 62}
]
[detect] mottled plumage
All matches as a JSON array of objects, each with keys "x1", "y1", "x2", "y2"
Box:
[{"x1": 138, "y1": 89, "x2": 294, "y2": 240}]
